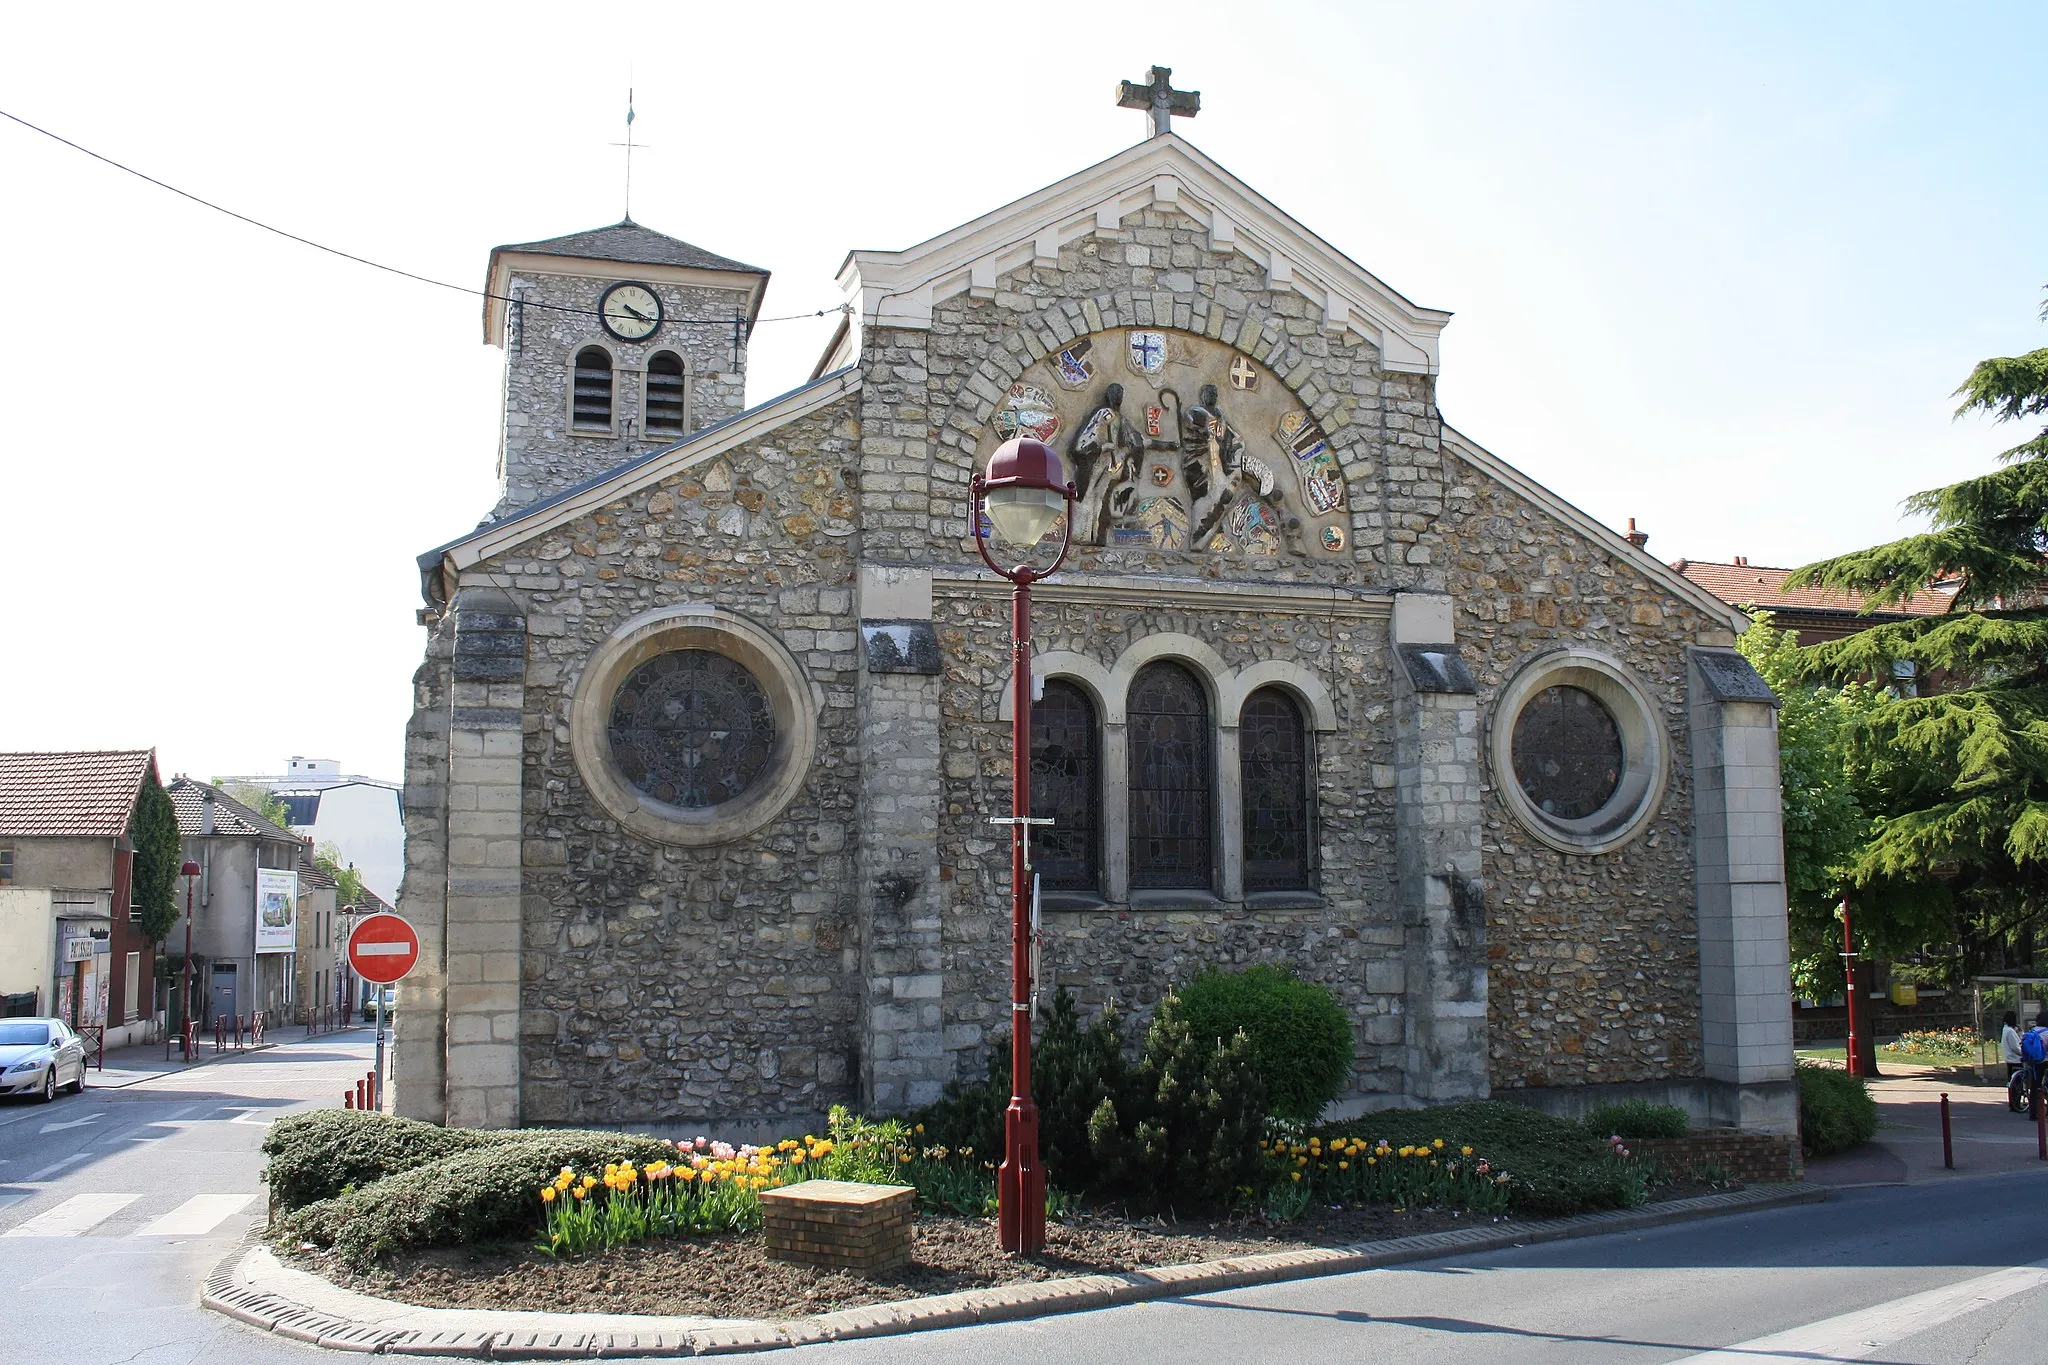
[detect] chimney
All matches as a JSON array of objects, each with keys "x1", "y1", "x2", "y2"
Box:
[
  {"x1": 1625, "y1": 517, "x2": 1648, "y2": 549},
  {"x1": 1733, "y1": 555, "x2": 1748, "y2": 567},
  {"x1": 201, "y1": 789, "x2": 216, "y2": 836}
]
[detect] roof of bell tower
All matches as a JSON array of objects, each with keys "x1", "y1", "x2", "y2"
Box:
[{"x1": 493, "y1": 219, "x2": 765, "y2": 275}]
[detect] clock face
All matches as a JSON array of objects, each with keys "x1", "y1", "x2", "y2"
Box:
[{"x1": 599, "y1": 282, "x2": 662, "y2": 341}]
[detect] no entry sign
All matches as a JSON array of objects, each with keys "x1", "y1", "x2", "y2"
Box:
[{"x1": 347, "y1": 913, "x2": 420, "y2": 985}]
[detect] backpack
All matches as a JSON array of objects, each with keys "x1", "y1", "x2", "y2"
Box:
[{"x1": 2024, "y1": 1029, "x2": 2047, "y2": 1064}]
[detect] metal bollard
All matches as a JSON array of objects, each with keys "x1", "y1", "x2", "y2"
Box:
[
  {"x1": 1941, "y1": 1092, "x2": 1953, "y2": 1169},
  {"x1": 2038, "y1": 1094, "x2": 2046, "y2": 1161}
]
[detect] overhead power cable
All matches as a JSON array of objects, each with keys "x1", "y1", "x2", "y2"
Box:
[{"x1": 0, "y1": 107, "x2": 846, "y2": 326}]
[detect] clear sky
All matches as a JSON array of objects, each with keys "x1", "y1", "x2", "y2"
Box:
[{"x1": 1, "y1": 2, "x2": 2041, "y2": 782}]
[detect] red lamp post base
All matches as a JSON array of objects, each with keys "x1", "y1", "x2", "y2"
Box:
[{"x1": 998, "y1": 1096, "x2": 1045, "y2": 1253}]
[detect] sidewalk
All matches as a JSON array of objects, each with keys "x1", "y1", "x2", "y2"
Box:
[
  {"x1": 88, "y1": 1023, "x2": 371, "y2": 1089},
  {"x1": 1805, "y1": 1061, "x2": 2048, "y2": 1186}
]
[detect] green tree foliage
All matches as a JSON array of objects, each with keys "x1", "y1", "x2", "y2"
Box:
[
  {"x1": 219, "y1": 782, "x2": 292, "y2": 829},
  {"x1": 1784, "y1": 294, "x2": 2048, "y2": 972},
  {"x1": 1173, "y1": 964, "x2": 1353, "y2": 1122},
  {"x1": 316, "y1": 843, "x2": 365, "y2": 910},
  {"x1": 128, "y1": 772, "x2": 183, "y2": 944},
  {"x1": 1738, "y1": 614, "x2": 1887, "y2": 995}
]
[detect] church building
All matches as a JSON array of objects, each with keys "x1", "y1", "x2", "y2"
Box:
[{"x1": 398, "y1": 80, "x2": 1796, "y2": 1137}]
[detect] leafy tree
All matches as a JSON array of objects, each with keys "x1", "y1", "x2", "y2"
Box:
[
  {"x1": 1785, "y1": 291, "x2": 2048, "y2": 977},
  {"x1": 128, "y1": 771, "x2": 183, "y2": 944},
  {"x1": 1737, "y1": 615, "x2": 1884, "y2": 997},
  {"x1": 218, "y1": 781, "x2": 292, "y2": 829},
  {"x1": 316, "y1": 843, "x2": 365, "y2": 911}
]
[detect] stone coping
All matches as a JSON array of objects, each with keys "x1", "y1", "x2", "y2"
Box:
[{"x1": 206, "y1": 1184, "x2": 1823, "y2": 1357}]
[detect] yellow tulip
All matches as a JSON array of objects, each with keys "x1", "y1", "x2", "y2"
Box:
[{"x1": 540, "y1": 1186, "x2": 557, "y2": 1203}]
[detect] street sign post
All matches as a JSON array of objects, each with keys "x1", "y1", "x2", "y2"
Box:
[{"x1": 346, "y1": 913, "x2": 419, "y2": 1113}]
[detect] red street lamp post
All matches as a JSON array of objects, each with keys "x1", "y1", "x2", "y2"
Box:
[
  {"x1": 179, "y1": 860, "x2": 201, "y2": 1060},
  {"x1": 970, "y1": 437, "x2": 1077, "y2": 1256},
  {"x1": 1841, "y1": 895, "x2": 1864, "y2": 1078}
]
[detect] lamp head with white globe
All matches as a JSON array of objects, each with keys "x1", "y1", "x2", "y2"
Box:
[{"x1": 971, "y1": 437, "x2": 1078, "y2": 584}]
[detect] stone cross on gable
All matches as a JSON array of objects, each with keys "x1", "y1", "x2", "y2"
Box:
[{"x1": 1117, "y1": 65, "x2": 1200, "y2": 139}]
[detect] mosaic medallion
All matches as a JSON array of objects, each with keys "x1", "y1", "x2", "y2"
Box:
[
  {"x1": 993, "y1": 383, "x2": 1061, "y2": 442},
  {"x1": 1149, "y1": 463, "x2": 1174, "y2": 487},
  {"x1": 1321, "y1": 524, "x2": 1347, "y2": 552},
  {"x1": 1126, "y1": 330, "x2": 1168, "y2": 376},
  {"x1": 1052, "y1": 338, "x2": 1096, "y2": 391},
  {"x1": 1228, "y1": 498, "x2": 1282, "y2": 555},
  {"x1": 1229, "y1": 355, "x2": 1259, "y2": 391},
  {"x1": 1135, "y1": 496, "x2": 1188, "y2": 549}
]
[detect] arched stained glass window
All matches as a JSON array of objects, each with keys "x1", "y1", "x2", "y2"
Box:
[
  {"x1": 1030, "y1": 680, "x2": 1099, "y2": 893},
  {"x1": 1128, "y1": 662, "x2": 1211, "y2": 890},
  {"x1": 1241, "y1": 687, "x2": 1312, "y2": 891},
  {"x1": 572, "y1": 346, "x2": 614, "y2": 430}
]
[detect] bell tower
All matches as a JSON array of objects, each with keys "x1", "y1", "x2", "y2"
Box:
[{"x1": 481, "y1": 221, "x2": 769, "y2": 514}]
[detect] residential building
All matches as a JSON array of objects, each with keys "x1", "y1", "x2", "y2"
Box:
[
  {"x1": 167, "y1": 777, "x2": 311, "y2": 1027},
  {"x1": 0, "y1": 750, "x2": 164, "y2": 1045}
]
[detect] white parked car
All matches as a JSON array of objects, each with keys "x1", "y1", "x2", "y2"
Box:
[{"x1": 0, "y1": 1018, "x2": 87, "y2": 1102}]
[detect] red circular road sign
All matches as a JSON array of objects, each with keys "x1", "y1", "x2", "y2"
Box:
[{"x1": 347, "y1": 913, "x2": 420, "y2": 985}]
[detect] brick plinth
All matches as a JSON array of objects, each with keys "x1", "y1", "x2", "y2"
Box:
[
  {"x1": 760, "y1": 1180, "x2": 915, "y2": 1273},
  {"x1": 1632, "y1": 1131, "x2": 1803, "y2": 1183}
]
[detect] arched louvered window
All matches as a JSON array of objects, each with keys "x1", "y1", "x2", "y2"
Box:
[
  {"x1": 1128, "y1": 662, "x2": 1211, "y2": 890},
  {"x1": 1241, "y1": 687, "x2": 1313, "y2": 891},
  {"x1": 1031, "y1": 680, "x2": 1099, "y2": 893},
  {"x1": 645, "y1": 351, "x2": 687, "y2": 437},
  {"x1": 572, "y1": 346, "x2": 614, "y2": 430}
]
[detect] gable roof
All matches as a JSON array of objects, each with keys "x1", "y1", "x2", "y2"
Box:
[
  {"x1": 167, "y1": 777, "x2": 301, "y2": 840},
  {"x1": 417, "y1": 365, "x2": 862, "y2": 605},
  {"x1": 1673, "y1": 559, "x2": 1957, "y2": 618},
  {"x1": 0, "y1": 750, "x2": 157, "y2": 838},
  {"x1": 493, "y1": 220, "x2": 764, "y2": 276},
  {"x1": 1439, "y1": 427, "x2": 1751, "y2": 632},
  {"x1": 484, "y1": 219, "x2": 770, "y2": 345},
  {"x1": 837, "y1": 134, "x2": 1452, "y2": 375}
]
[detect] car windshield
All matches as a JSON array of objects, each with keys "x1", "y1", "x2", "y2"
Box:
[{"x1": 0, "y1": 1023, "x2": 51, "y2": 1046}]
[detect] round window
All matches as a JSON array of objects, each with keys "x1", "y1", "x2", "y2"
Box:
[
  {"x1": 1509, "y1": 685, "x2": 1623, "y2": 819},
  {"x1": 1488, "y1": 649, "x2": 1669, "y2": 856},
  {"x1": 607, "y1": 650, "x2": 776, "y2": 808}
]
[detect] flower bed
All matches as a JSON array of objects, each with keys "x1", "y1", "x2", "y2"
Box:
[{"x1": 1880, "y1": 1027, "x2": 1979, "y2": 1062}]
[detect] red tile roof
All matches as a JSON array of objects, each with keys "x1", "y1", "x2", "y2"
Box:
[
  {"x1": 0, "y1": 750, "x2": 157, "y2": 838},
  {"x1": 1671, "y1": 560, "x2": 1956, "y2": 617}
]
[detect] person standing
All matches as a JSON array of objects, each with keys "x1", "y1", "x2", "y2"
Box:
[{"x1": 2002, "y1": 1010, "x2": 2024, "y2": 1083}]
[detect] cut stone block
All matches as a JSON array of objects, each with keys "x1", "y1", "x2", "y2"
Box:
[{"x1": 761, "y1": 1180, "x2": 915, "y2": 1273}]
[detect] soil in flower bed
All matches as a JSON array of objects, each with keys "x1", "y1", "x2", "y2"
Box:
[{"x1": 300, "y1": 1205, "x2": 1500, "y2": 1321}]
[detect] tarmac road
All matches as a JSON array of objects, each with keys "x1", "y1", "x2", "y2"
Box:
[{"x1": 6, "y1": 1036, "x2": 2048, "y2": 1365}]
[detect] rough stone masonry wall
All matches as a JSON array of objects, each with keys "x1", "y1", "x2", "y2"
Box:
[
  {"x1": 497, "y1": 270, "x2": 754, "y2": 513},
  {"x1": 930, "y1": 592, "x2": 1409, "y2": 1100},
  {"x1": 1434, "y1": 459, "x2": 1721, "y2": 1091},
  {"x1": 473, "y1": 394, "x2": 867, "y2": 1129}
]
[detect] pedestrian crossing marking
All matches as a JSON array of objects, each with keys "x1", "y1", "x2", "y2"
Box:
[
  {"x1": 1, "y1": 1192, "x2": 138, "y2": 1237},
  {"x1": 136, "y1": 1192, "x2": 252, "y2": 1237}
]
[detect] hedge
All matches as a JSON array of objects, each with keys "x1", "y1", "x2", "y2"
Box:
[
  {"x1": 1581, "y1": 1100, "x2": 1691, "y2": 1141},
  {"x1": 1798, "y1": 1064, "x2": 1878, "y2": 1157},
  {"x1": 1315, "y1": 1100, "x2": 1645, "y2": 1217},
  {"x1": 262, "y1": 1110, "x2": 504, "y2": 1212},
  {"x1": 274, "y1": 1126, "x2": 675, "y2": 1264}
]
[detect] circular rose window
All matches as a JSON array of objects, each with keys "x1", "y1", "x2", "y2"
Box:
[
  {"x1": 1489, "y1": 650, "x2": 1668, "y2": 856},
  {"x1": 607, "y1": 650, "x2": 776, "y2": 808},
  {"x1": 1510, "y1": 685, "x2": 1623, "y2": 819}
]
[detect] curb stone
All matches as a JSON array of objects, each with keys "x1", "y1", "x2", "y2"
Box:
[{"x1": 204, "y1": 1184, "x2": 1826, "y2": 1357}]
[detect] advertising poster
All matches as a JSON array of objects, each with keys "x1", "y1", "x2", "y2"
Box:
[{"x1": 255, "y1": 868, "x2": 299, "y2": 954}]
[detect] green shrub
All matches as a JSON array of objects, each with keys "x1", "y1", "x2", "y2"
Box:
[
  {"x1": 1083, "y1": 991, "x2": 1269, "y2": 1209},
  {"x1": 913, "y1": 987, "x2": 1268, "y2": 1212},
  {"x1": 1175, "y1": 965, "x2": 1353, "y2": 1123},
  {"x1": 262, "y1": 1109, "x2": 504, "y2": 1213},
  {"x1": 1315, "y1": 1101, "x2": 1644, "y2": 1218},
  {"x1": 1798, "y1": 1064, "x2": 1878, "y2": 1157},
  {"x1": 276, "y1": 1128, "x2": 675, "y2": 1265},
  {"x1": 1581, "y1": 1100, "x2": 1690, "y2": 1141}
]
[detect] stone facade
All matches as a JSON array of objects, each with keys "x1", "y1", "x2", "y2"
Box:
[{"x1": 402, "y1": 135, "x2": 1796, "y2": 1137}]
